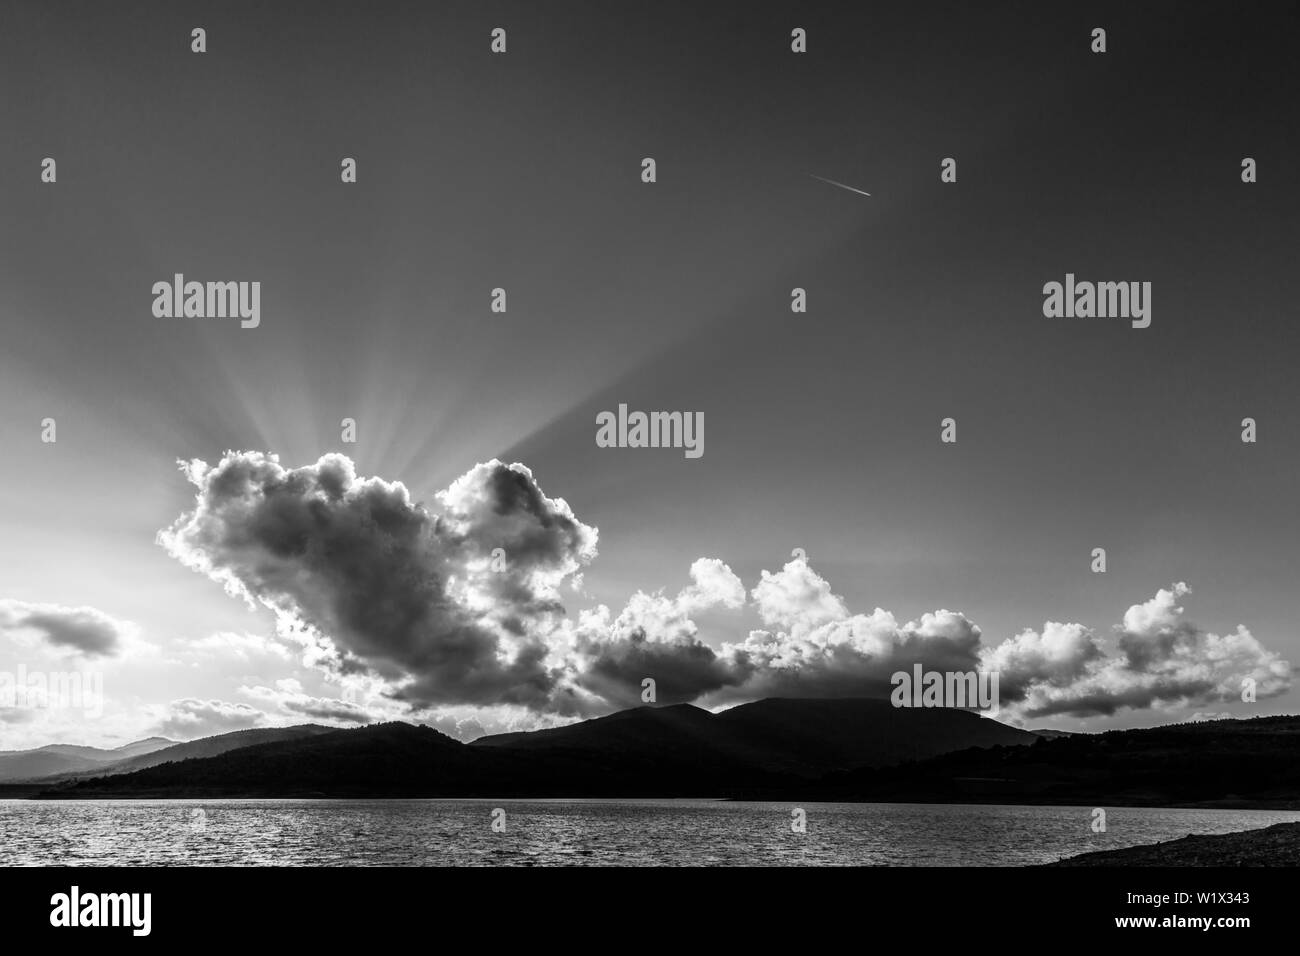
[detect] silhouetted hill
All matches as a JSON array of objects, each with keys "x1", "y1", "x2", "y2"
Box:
[
  {"x1": 475, "y1": 702, "x2": 720, "y2": 753},
  {"x1": 811, "y1": 715, "x2": 1300, "y2": 808},
  {"x1": 101, "y1": 724, "x2": 338, "y2": 775},
  {"x1": 49, "y1": 699, "x2": 1037, "y2": 798},
  {"x1": 48, "y1": 718, "x2": 800, "y2": 798},
  {"x1": 715, "y1": 698, "x2": 1036, "y2": 773},
  {"x1": 32, "y1": 708, "x2": 1300, "y2": 805},
  {"x1": 472, "y1": 702, "x2": 785, "y2": 776},
  {"x1": 474, "y1": 698, "x2": 1036, "y2": 777},
  {"x1": 50, "y1": 721, "x2": 602, "y2": 798},
  {"x1": 27, "y1": 725, "x2": 338, "y2": 783}
]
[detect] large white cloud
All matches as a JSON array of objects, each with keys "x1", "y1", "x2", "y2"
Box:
[
  {"x1": 159, "y1": 453, "x2": 1292, "y2": 723},
  {"x1": 981, "y1": 583, "x2": 1291, "y2": 718},
  {"x1": 750, "y1": 558, "x2": 849, "y2": 631},
  {"x1": 565, "y1": 558, "x2": 751, "y2": 712},
  {"x1": 160, "y1": 452, "x2": 596, "y2": 710},
  {"x1": 636, "y1": 557, "x2": 988, "y2": 704}
]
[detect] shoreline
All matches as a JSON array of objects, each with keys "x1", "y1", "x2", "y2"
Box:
[
  {"x1": 1048, "y1": 821, "x2": 1300, "y2": 866},
  {"x1": 15, "y1": 785, "x2": 1300, "y2": 811}
]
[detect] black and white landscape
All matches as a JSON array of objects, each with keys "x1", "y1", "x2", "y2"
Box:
[{"x1": 1, "y1": 0, "x2": 1298, "y2": 875}]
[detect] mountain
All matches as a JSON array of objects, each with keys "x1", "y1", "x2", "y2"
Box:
[
  {"x1": 98, "y1": 724, "x2": 338, "y2": 775},
  {"x1": 34, "y1": 724, "x2": 340, "y2": 783},
  {"x1": 51, "y1": 722, "x2": 516, "y2": 798},
  {"x1": 0, "y1": 736, "x2": 177, "y2": 782},
  {"x1": 47, "y1": 698, "x2": 1037, "y2": 798},
  {"x1": 0, "y1": 748, "x2": 109, "y2": 782},
  {"x1": 715, "y1": 697, "x2": 1036, "y2": 772},
  {"x1": 110, "y1": 737, "x2": 177, "y2": 759},
  {"x1": 29, "y1": 704, "x2": 1300, "y2": 806},
  {"x1": 810, "y1": 714, "x2": 1300, "y2": 808},
  {"x1": 473, "y1": 697, "x2": 1037, "y2": 776}
]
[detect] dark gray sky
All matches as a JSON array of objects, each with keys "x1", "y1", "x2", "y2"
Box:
[{"x1": 1, "y1": 0, "x2": 1296, "y2": 745}]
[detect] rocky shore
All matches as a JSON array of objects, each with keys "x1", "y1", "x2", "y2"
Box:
[{"x1": 1049, "y1": 821, "x2": 1300, "y2": 866}]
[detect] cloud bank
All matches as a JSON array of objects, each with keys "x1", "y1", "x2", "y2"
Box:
[
  {"x1": 160, "y1": 452, "x2": 1292, "y2": 723},
  {"x1": 981, "y1": 583, "x2": 1291, "y2": 718}
]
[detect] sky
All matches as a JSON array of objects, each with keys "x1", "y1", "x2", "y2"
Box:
[{"x1": 1, "y1": 0, "x2": 1296, "y2": 748}]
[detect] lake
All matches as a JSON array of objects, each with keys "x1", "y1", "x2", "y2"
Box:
[{"x1": 3, "y1": 799, "x2": 1298, "y2": 866}]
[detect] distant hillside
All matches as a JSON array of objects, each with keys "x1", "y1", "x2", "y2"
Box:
[
  {"x1": 99, "y1": 725, "x2": 338, "y2": 775},
  {"x1": 51, "y1": 699, "x2": 1037, "y2": 799},
  {"x1": 110, "y1": 737, "x2": 177, "y2": 759},
  {"x1": 37, "y1": 724, "x2": 339, "y2": 783},
  {"x1": 0, "y1": 736, "x2": 176, "y2": 782},
  {"x1": 811, "y1": 715, "x2": 1300, "y2": 808},
  {"x1": 52, "y1": 722, "x2": 533, "y2": 798}
]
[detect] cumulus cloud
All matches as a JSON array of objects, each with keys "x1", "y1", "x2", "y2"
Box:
[
  {"x1": 551, "y1": 558, "x2": 749, "y2": 713},
  {"x1": 980, "y1": 621, "x2": 1103, "y2": 701},
  {"x1": 677, "y1": 558, "x2": 747, "y2": 614},
  {"x1": 750, "y1": 559, "x2": 849, "y2": 631},
  {"x1": 159, "y1": 453, "x2": 1291, "y2": 724},
  {"x1": 160, "y1": 453, "x2": 596, "y2": 711},
  {"x1": 692, "y1": 558, "x2": 985, "y2": 702},
  {"x1": 981, "y1": 583, "x2": 1291, "y2": 718},
  {"x1": 0, "y1": 600, "x2": 136, "y2": 658},
  {"x1": 561, "y1": 556, "x2": 987, "y2": 710}
]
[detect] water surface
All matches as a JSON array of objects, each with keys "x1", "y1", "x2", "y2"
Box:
[{"x1": 3, "y1": 799, "x2": 1296, "y2": 866}]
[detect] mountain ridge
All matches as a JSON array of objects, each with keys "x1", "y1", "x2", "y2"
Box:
[
  {"x1": 26, "y1": 702, "x2": 1297, "y2": 808},
  {"x1": 43, "y1": 698, "x2": 1036, "y2": 798},
  {"x1": 2, "y1": 724, "x2": 337, "y2": 783},
  {"x1": 0, "y1": 735, "x2": 177, "y2": 781}
]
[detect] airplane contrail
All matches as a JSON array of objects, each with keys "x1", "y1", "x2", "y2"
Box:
[{"x1": 810, "y1": 174, "x2": 871, "y2": 197}]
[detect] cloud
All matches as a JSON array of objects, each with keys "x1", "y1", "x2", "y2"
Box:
[
  {"x1": 981, "y1": 583, "x2": 1291, "y2": 718},
  {"x1": 419, "y1": 712, "x2": 489, "y2": 742},
  {"x1": 750, "y1": 559, "x2": 849, "y2": 631},
  {"x1": 677, "y1": 558, "x2": 747, "y2": 614},
  {"x1": 554, "y1": 558, "x2": 749, "y2": 713},
  {"x1": 713, "y1": 558, "x2": 985, "y2": 701},
  {"x1": 567, "y1": 557, "x2": 985, "y2": 709},
  {"x1": 1121, "y1": 582, "x2": 1191, "y2": 639},
  {"x1": 239, "y1": 679, "x2": 374, "y2": 725},
  {"x1": 0, "y1": 600, "x2": 136, "y2": 658},
  {"x1": 160, "y1": 453, "x2": 1291, "y2": 724},
  {"x1": 158, "y1": 698, "x2": 264, "y2": 739},
  {"x1": 980, "y1": 621, "x2": 1103, "y2": 701},
  {"x1": 160, "y1": 452, "x2": 596, "y2": 710}
]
